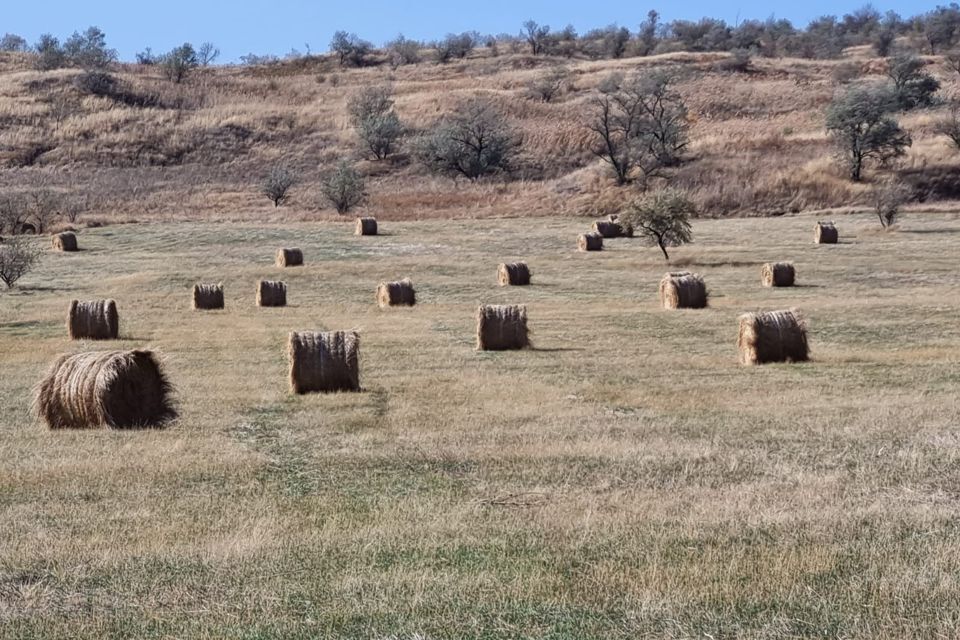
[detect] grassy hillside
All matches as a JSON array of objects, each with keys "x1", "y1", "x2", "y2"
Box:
[{"x1": 0, "y1": 47, "x2": 954, "y2": 224}]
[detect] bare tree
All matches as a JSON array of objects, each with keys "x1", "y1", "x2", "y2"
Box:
[
  {"x1": 197, "y1": 42, "x2": 220, "y2": 66},
  {"x1": 526, "y1": 66, "x2": 569, "y2": 102},
  {"x1": 261, "y1": 167, "x2": 296, "y2": 207},
  {"x1": 0, "y1": 195, "x2": 27, "y2": 235},
  {"x1": 522, "y1": 20, "x2": 551, "y2": 55},
  {"x1": 27, "y1": 190, "x2": 62, "y2": 233},
  {"x1": 870, "y1": 179, "x2": 910, "y2": 228},
  {"x1": 0, "y1": 236, "x2": 42, "y2": 289},
  {"x1": 386, "y1": 35, "x2": 420, "y2": 68},
  {"x1": 320, "y1": 161, "x2": 366, "y2": 213},
  {"x1": 933, "y1": 102, "x2": 960, "y2": 150},
  {"x1": 619, "y1": 189, "x2": 695, "y2": 260}
]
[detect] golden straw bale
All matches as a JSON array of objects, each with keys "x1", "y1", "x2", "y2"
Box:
[
  {"x1": 477, "y1": 304, "x2": 529, "y2": 350},
  {"x1": 67, "y1": 300, "x2": 119, "y2": 340},
  {"x1": 761, "y1": 262, "x2": 795, "y2": 287},
  {"x1": 376, "y1": 279, "x2": 416, "y2": 307},
  {"x1": 497, "y1": 262, "x2": 531, "y2": 286},
  {"x1": 815, "y1": 221, "x2": 838, "y2": 244},
  {"x1": 355, "y1": 217, "x2": 378, "y2": 236},
  {"x1": 737, "y1": 309, "x2": 809, "y2": 365},
  {"x1": 288, "y1": 331, "x2": 360, "y2": 393},
  {"x1": 659, "y1": 272, "x2": 708, "y2": 309},
  {"x1": 257, "y1": 280, "x2": 287, "y2": 307},
  {"x1": 578, "y1": 233, "x2": 603, "y2": 251},
  {"x1": 52, "y1": 232, "x2": 77, "y2": 251},
  {"x1": 276, "y1": 248, "x2": 303, "y2": 267}
]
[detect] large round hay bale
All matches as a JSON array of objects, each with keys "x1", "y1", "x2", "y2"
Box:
[
  {"x1": 276, "y1": 248, "x2": 303, "y2": 267},
  {"x1": 193, "y1": 283, "x2": 224, "y2": 310},
  {"x1": 377, "y1": 278, "x2": 416, "y2": 307},
  {"x1": 737, "y1": 309, "x2": 809, "y2": 365},
  {"x1": 257, "y1": 280, "x2": 287, "y2": 307},
  {"x1": 67, "y1": 300, "x2": 119, "y2": 340},
  {"x1": 814, "y1": 221, "x2": 838, "y2": 244},
  {"x1": 52, "y1": 232, "x2": 77, "y2": 252},
  {"x1": 592, "y1": 220, "x2": 632, "y2": 238},
  {"x1": 477, "y1": 304, "x2": 529, "y2": 351},
  {"x1": 659, "y1": 272, "x2": 708, "y2": 309},
  {"x1": 288, "y1": 331, "x2": 360, "y2": 393},
  {"x1": 761, "y1": 262, "x2": 796, "y2": 287},
  {"x1": 355, "y1": 217, "x2": 378, "y2": 236},
  {"x1": 578, "y1": 233, "x2": 603, "y2": 252},
  {"x1": 35, "y1": 350, "x2": 175, "y2": 429},
  {"x1": 498, "y1": 262, "x2": 531, "y2": 286}
]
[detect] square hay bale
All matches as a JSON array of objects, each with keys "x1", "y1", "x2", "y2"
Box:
[
  {"x1": 193, "y1": 283, "x2": 225, "y2": 310},
  {"x1": 355, "y1": 217, "x2": 378, "y2": 236},
  {"x1": 737, "y1": 309, "x2": 809, "y2": 365},
  {"x1": 257, "y1": 280, "x2": 287, "y2": 307},
  {"x1": 288, "y1": 331, "x2": 360, "y2": 393},
  {"x1": 52, "y1": 232, "x2": 78, "y2": 251},
  {"x1": 659, "y1": 272, "x2": 708, "y2": 309},
  {"x1": 377, "y1": 278, "x2": 416, "y2": 307},
  {"x1": 815, "y1": 221, "x2": 838, "y2": 244},
  {"x1": 578, "y1": 233, "x2": 603, "y2": 252},
  {"x1": 477, "y1": 304, "x2": 529, "y2": 351},
  {"x1": 35, "y1": 350, "x2": 176, "y2": 428},
  {"x1": 67, "y1": 300, "x2": 119, "y2": 340},
  {"x1": 761, "y1": 262, "x2": 796, "y2": 287},
  {"x1": 498, "y1": 262, "x2": 531, "y2": 286},
  {"x1": 276, "y1": 248, "x2": 303, "y2": 267}
]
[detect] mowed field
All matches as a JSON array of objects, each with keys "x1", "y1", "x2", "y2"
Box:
[{"x1": 2, "y1": 213, "x2": 960, "y2": 638}]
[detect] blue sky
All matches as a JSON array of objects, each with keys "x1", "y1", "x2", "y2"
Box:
[{"x1": 3, "y1": 1, "x2": 929, "y2": 62}]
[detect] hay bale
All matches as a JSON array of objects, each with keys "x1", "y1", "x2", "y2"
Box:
[
  {"x1": 578, "y1": 233, "x2": 603, "y2": 252},
  {"x1": 376, "y1": 278, "x2": 416, "y2": 307},
  {"x1": 737, "y1": 309, "x2": 809, "y2": 365},
  {"x1": 275, "y1": 248, "x2": 303, "y2": 267},
  {"x1": 193, "y1": 283, "x2": 224, "y2": 310},
  {"x1": 659, "y1": 272, "x2": 708, "y2": 309},
  {"x1": 477, "y1": 304, "x2": 529, "y2": 351},
  {"x1": 592, "y1": 220, "x2": 633, "y2": 238},
  {"x1": 288, "y1": 331, "x2": 360, "y2": 393},
  {"x1": 761, "y1": 262, "x2": 796, "y2": 287},
  {"x1": 67, "y1": 300, "x2": 119, "y2": 340},
  {"x1": 355, "y1": 217, "x2": 378, "y2": 236},
  {"x1": 257, "y1": 280, "x2": 287, "y2": 307},
  {"x1": 35, "y1": 350, "x2": 175, "y2": 429},
  {"x1": 51, "y1": 232, "x2": 77, "y2": 251},
  {"x1": 815, "y1": 221, "x2": 838, "y2": 244},
  {"x1": 498, "y1": 262, "x2": 531, "y2": 286}
]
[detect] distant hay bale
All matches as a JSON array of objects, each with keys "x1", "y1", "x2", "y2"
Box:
[
  {"x1": 737, "y1": 309, "x2": 809, "y2": 365},
  {"x1": 607, "y1": 213, "x2": 619, "y2": 222},
  {"x1": 815, "y1": 221, "x2": 838, "y2": 244},
  {"x1": 355, "y1": 217, "x2": 378, "y2": 236},
  {"x1": 257, "y1": 280, "x2": 287, "y2": 307},
  {"x1": 288, "y1": 331, "x2": 360, "y2": 393},
  {"x1": 592, "y1": 220, "x2": 633, "y2": 238},
  {"x1": 52, "y1": 232, "x2": 77, "y2": 251},
  {"x1": 67, "y1": 300, "x2": 119, "y2": 340},
  {"x1": 193, "y1": 283, "x2": 224, "y2": 310},
  {"x1": 35, "y1": 350, "x2": 175, "y2": 429},
  {"x1": 578, "y1": 233, "x2": 603, "y2": 252},
  {"x1": 498, "y1": 262, "x2": 531, "y2": 286},
  {"x1": 275, "y1": 248, "x2": 303, "y2": 267},
  {"x1": 659, "y1": 272, "x2": 708, "y2": 309},
  {"x1": 761, "y1": 262, "x2": 796, "y2": 287},
  {"x1": 376, "y1": 278, "x2": 416, "y2": 307},
  {"x1": 476, "y1": 304, "x2": 529, "y2": 351}
]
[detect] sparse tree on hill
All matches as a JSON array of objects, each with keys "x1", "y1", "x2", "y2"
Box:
[
  {"x1": 522, "y1": 20, "x2": 551, "y2": 55},
  {"x1": 197, "y1": 42, "x2": 220, "y2": 66},
  {"x1": 826, "y1": 86, "x2": 911, "y2": 181},
  {"x1": 0, "y1": 236, "x2": 42, "y2": 289},
  {"x1": 34, "y1": 34, "x2": 65, "y2": 71},
  {"x1": 387, "y1": 35, "x2": 420, "y2": 68},
  {"x1": 619, "y1": 189, "x2": 695, "y2": 260},
  {"x1": 885, "y1": 54, "x2": 940, "y2": 110},
  {"x1": 637, "y1": 10, "x2": 660, "y2": 56},
  {"x1": 435, "y1": 32, "x2": 476, "y2": 63},
  {"x1": 872, "y1": 29, "x2": 896, "y2": 56},
  {"x1": 347, "y1": 85, "x2": 403, "y2": 160},
  {"x1": 63, "y1": 26, "x2": 116, "y2": 70},
  {"x1": 330, "y1": 31, "x2": 372, "y2": 67},
  {"x1": 320, "y1": 161, "x2": 365, "y2": 213},
  {"x1": 870, "y1": 179, "x2": 910, "y2": 228},
  {"x1": 0, "y1": 33, "x2": 28, "y2": 52},
  {"x1": 526, "y1": 66, "x2": 569, "y2": 102},
  {"x1": 933, "y1": 102, "x2": 960, "y2": 149},
  {"x1": 0, "y1": 195, "x2": 27, "y2": 235},
  {"x1": 161, "y1": 43, "x2": 199, "y2": 83},
  {"x1": 262, "y1": 166, "x2": 296, "y2": 207},
  {"x1": 26, "y1": 190, "x2": 62, "y2": 234}
]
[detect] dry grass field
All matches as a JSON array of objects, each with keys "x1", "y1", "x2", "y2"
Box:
[{"x1": 2, "y1": 211, "x2": 960, "y2": 638}]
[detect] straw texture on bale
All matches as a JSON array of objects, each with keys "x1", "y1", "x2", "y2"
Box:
[
  {"x1": 592, "y1": 220, "x2": 633, "y2": 238},
  {"x1": 498, "y1": 262, "x2": 531, "y2": 286},
  {"x1": 67, "y1": 300, "x2": 119, "y2": 340},
  {"x1": 193, "y1": 283, "x2": 224, "y2": 309},
  {"x1": 288, "y1": 331, "x2": 360, "y2": 393},
  {"x1": 659, "y1": 272, "x2": 708, "y2": 309},
  {"x1": 377, "y1": 279, "x2": 416, "y2": 307},
  {"x1": 578, "y1": 233, "x2": 603, "y2": 252},
  {"x1": 476, "y1": 304, "x2": 529, "y2": 351},
  {"x1": 257, "y1": 280, "x2": 287, "y2": 307},
  {"x1": 761, "y1": 262, "x2": 796, "y2": 287},
  {"x1": 355, "y1": 217, "x2": 378, "y2": 236},
  {"x1": 737, "y1": 309, "x2": 809, "y2": 365},
  {"x1": 52, "y1": 232, "x2": 77, "y2": 251},
  {"x1": 35, "y1": 350, "x2": 175, "y2": 429},
  {"x1": 815, "y1": 221, "x2": 838, "y2": 244},
  {"x1": 275, "y1": 248, "x2": 303, "y2": 267}
]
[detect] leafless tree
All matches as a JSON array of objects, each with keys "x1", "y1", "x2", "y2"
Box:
[
  {"x1": 526, "y1": 66, "x2": 569, "y2": 102},
  {"x1": 870, "y1": 179, "x2": 910, "y2": 228},
  {"x1": 0, "y1": 236, "x2": 42, "y2": 289},
  {"x1": 261, "y1": 167, "x2": 296, "y2": 207}
]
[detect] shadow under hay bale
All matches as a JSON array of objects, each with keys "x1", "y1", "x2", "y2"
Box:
[
  {"x1": 288, "y1": 331, "x2": 360, "y2": 393},
  {"x1": 35, "y1": 350, "x2": 175, "y2": 429},
  {"x1": 377, "y1": 279, "x2": 416, "y2": 307},
  {"x1": 659, "y1": 272, "x2": 708, "y2": 309},
  {"x1": 276, "y1": 248, "x2": 303, "y2": 267},
  {"x1": 815, "y1": 221, "x2": 838, "y2": 244},
  {"x1": 593, "y1": 220, "x2": 632, "y2": 238},
  {"x1": 498, "y1": 262, "x2": 531, "y2": 286},
  {"x1": 355, "y1": 217, "x2": 378, "y2": 236},
  {"x1": 52, "y1": 232, "x2": 77, "y2": 252},
  {"x1": 257, "y1": 280, "x2": 287, "y2": 307},
  {"x1": 477, "y1": 304, "x2": 529, "y2": 351},
  {"x1": 193, "y1": 283, "x2": 224, "y2": 310},
  {"x1": 578, "y1": 233, "x2": 603, "y2": 252},
  {"x1": 761, "y1": 262, "x2": 796, "y2": 287},
  {"x1": 67, "y1": 300, "x2": 119, "y2": 340},
  {"x1": 738, "y1": 309, "x2": 809, "y2": 365}
]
